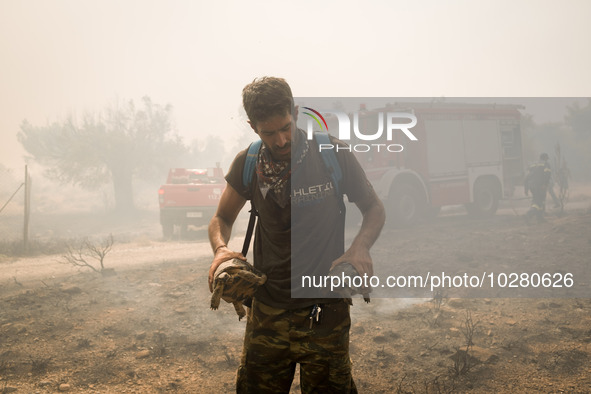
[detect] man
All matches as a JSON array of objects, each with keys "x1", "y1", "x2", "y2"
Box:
[
  {"x1": 208, "y1": 77, "x2": 385, "y2": 393},
  {"x1": 524, "y1": 152, "x2": 552, "y2": 223}
]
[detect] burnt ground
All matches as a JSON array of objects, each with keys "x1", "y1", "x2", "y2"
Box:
[{"x1": 0, "y1": 194, "x2": 591, "y2": 393}]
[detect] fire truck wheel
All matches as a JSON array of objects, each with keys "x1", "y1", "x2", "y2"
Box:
[
  {"x1": 162, "y1": 222, "x2": 174, "y2": 239},
  {"x1": 388, "y1": 183, "x2": 426, "y2": 227},
  {"x1": 466, "y1": 179, "x2": 499, "y2": 218}
]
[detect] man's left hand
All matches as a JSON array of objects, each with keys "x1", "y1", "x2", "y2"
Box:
[{"x1": 330, "y1": 245, "x2": 374, "y2": 278}]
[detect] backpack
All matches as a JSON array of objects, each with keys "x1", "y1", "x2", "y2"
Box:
[{"x1": 242, "y1": 132, "x2": 343, "y2": 197}]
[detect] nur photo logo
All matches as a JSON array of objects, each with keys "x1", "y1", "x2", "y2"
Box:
[
  {"x1": 301, "y1": 106, "x2": 418, "y2": 153},
  {"x1": 302, "y1": 107, "x2": 329, "y2": 132}
]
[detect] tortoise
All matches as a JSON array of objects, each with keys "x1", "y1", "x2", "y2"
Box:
[
  {"x1": 210, "y1": 258, "x2": 267, "y2": 320},
  {"x1": 329, "y1": 262, "x2": 371, "y2": 303}
]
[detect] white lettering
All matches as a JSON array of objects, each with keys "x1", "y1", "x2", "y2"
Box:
[
  {"x1": 353, "y1": 112, "x2": 383, "y2": 140},
  {"x1": 353, "y1": 144, "x2": 371, "y2": 152},
  {"x1": 316, "y1": 144, "x2": 404, "y2": 153},
  {"x1": 387, "y1": 144, "x2": 404, "y2": 152},
  {"x1": 387, "y1": 112, "x2": 418, "y2": 141},
  {"x1": 306, "y1": 110, "x2": 418, "y2": 142}
]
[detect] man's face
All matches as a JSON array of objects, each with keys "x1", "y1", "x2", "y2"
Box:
[{"x1": 251, "y1": 112, "x2": 294, "y2": 162}]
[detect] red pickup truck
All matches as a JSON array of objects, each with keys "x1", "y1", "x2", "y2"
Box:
[{"x1": 158, "y1": 167, "x2": 225, "y2": 238}]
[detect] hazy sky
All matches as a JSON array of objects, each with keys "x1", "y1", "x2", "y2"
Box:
[{"x1": 1, "y1": 0, "x2": 590, "y2": 168}]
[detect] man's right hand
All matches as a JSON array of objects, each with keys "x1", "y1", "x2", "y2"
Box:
[
  {"x1": 208, "y1": 246, "x2": 247, "y2": 292},
  {"x1": 207, "y1": 184, "x2": 248, "y2": 293}
]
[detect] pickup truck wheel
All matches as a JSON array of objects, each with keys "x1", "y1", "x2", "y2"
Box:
[
  {"x1": 466, "y1": 179, "x2": 499, "y2": 218},
  {"x1": 387, "y1": 183, "x2": 425, "y2": 227}
]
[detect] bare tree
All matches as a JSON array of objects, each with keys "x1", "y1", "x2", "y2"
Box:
[{"x1": 60, "y1": 234, "x2": 114, "y2": 274}]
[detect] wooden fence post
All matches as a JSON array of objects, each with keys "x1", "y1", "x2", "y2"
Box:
[{"x1": 23, "y1": 165, "x2": 31, "y2": 253}]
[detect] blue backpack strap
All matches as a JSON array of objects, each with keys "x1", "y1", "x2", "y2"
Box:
[
  {"x1": 243, "y1": 140, "x2": 262, "y2": 188},
  {"x1": 314, "y1": 132, "x2": 343, "y2": 197},
  {"x1": 241, "y1": 140, "x2": 262, "y2": 261},
  {"x1": 243, "y1": 135, "x2": 343, "y2": 198}
]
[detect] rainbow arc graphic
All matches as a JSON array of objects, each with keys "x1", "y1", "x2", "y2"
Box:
[{"x1": 303, "y1": 107, "x2": 328, "y2": 131}]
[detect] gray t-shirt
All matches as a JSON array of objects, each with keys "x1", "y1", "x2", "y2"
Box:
[{"x1": 225, "y1": 131, "x2": 374, "y2": 309}]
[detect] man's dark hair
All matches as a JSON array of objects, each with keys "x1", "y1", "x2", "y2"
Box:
[{"x1": 242, "y1": 77, "x2": 294, "y2": 126}]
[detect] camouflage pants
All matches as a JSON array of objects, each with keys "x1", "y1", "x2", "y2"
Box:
[{"x1": 236, "y1": 299, "x2": 357, "y2": 393}]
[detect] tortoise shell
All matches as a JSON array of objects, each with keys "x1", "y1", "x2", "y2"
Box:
[{"x1": 210, "y1": 258, "x2": 267, "y2": 320}]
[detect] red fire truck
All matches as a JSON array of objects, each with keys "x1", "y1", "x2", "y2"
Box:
[
  {"x1": 158, "y1": 167, "x2": 225, "y2": 237},
  {"x1": 344, "y1": 102, "x2": 525, "y2": 226}
]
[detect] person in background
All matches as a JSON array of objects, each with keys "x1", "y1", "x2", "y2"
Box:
[{"x1": 524, "y1": 152, "x2": 552, "y2": 224}]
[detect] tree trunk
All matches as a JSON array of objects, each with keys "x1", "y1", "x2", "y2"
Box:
[{"x1": 111, "y1": 166, "x2": 135, "y2": 214}]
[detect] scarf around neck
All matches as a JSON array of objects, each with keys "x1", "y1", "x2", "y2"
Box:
[{"x1": 256, "y1": 129, "x2": 309, "y2": 207}]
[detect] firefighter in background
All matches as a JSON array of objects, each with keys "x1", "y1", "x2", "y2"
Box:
[
  {"x1": 547, "y1": 170, "x2": 561, "y2": 209},
  {"x1": 524, "y1": 153, "x2": 552, "y2": 223}
]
